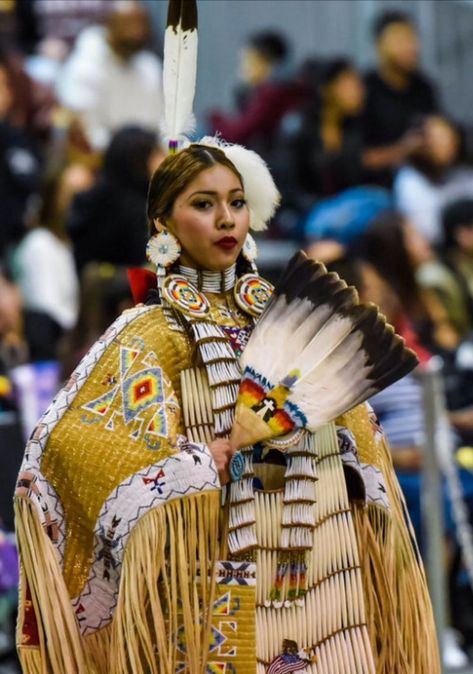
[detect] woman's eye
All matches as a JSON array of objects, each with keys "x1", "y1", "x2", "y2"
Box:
[
  {"x1": 232, "y1": 199, "x2": 247, "y2": 209},
  {"x1": 192, "y1": 200, "x2": 212, "y2": 210}
]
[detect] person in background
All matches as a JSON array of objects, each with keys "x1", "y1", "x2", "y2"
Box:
[
  {"x1": 361, "y1": 210, "x2": 460, "y2": 354},
  {"x1": 67, "y1": 125, "x2": 164, "y2": 274},
  {"x1": 210, "y1": 31, "x2": 306, "y2": 160},
  {"x1": 0, "y1": 53, "x2": 40, "y2": 262},
  {"x1": 56, "y1": 0, "x2": 163, "y2": 152},
  {"x1": 395, "y1": 116, "x2": 473, "y2": 246},
  {"x1": 293, "y1": 58, "x2": 366, "y2": 198},
  {"x1": 11, "y1": 162, "x2": 93, "y2": 354},
  {"x1": 407, "y1": 199, "x2": 473, "y2": 342},
  {"x1": 442, "y1": 200, "x2": 473, "y2": 305},
  {"x1": 362, "y1": 10, "x2": 439, "y2": 187}
]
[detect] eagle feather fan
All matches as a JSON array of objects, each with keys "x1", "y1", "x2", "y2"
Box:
[{"x1": 231, "y1": 251, "x2": 418, "y2": 448}]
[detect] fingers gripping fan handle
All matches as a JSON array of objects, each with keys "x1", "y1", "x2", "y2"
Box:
[{"x1": 230, "y1": 251, "x2": 419, "y2": 448}]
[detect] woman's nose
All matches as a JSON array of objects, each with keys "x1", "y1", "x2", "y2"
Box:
[{"x1": 216, "y1": 203, "x2": 235, "y2": 229}]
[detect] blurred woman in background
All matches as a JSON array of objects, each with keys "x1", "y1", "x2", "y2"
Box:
[
  {"x1": 11, "y1": 163, "x2": 92, "y2": 360},
  {"x1": 394, "y1": 115, "x2": 473, "y2": 246},
  {"x1": 66, "y1": 125, "x2": 164, "y2": 274},
  {"x1": 293, "y1": 58, "x2": 366, "y2": 198}
]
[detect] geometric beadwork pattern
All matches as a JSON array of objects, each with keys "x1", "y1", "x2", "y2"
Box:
[
  {"x1": 121, "y1": 367, "x2": 164, "y2": 424},
  {"x1": 120, "y1": 345, "x2": 140, "y2": 378},
  {"x1": 82, "y1": 386, "x2": 119, "y2": 417},
  {"x1": 176, "y1": 561, "x2": 257, "y2": 674},
  {"x1": 146, "y1": 406, "x2": 168, "y2": 438}
]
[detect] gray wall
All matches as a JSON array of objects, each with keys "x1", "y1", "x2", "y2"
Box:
[{"x1": 148, "y1": 0, "x2": 473, "y2": 125}]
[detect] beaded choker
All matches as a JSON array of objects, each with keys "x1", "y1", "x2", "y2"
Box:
[{"x1": 178, "y1": 264, "x2": 237, "y2": 293}]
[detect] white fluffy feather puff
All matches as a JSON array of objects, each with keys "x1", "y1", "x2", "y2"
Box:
[{"x1": 197, "y1": 135, "x2": 281, "y2": 231}]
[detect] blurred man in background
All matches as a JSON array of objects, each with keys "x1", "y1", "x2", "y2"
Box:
[
  {"x1": 362, "y1": 10, "x2": 439, "y2": 187},
  {"x1": 210, "y1": 30, "x2": 306, "y2": 160},
  {"x1": 56, "y1": 0, "x2": 163, "y2": 152}
]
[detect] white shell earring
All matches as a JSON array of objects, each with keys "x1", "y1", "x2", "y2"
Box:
[{"x1": 146, "y1": 229, "x2": 181, "y2": 302}]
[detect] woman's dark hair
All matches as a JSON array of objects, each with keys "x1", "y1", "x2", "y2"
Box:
[
  {"x1": 146, "y1": 144, "x2": 243, "y2": 234},
  {"x1": 318, "y1": 58, "x2": 356, "y2": 88},
  {"x1": 359, "y1": 210, "x2": 428, "y2": 322},
  {"x1": 103, "y1": 125, "x2": 157, "y2": 191},
  {"x1": 442, "y1": 199, "x2": 473, "y2": 249},
  {"x1": 247, "y1": 31, "x2": 289, "y2": 64}
]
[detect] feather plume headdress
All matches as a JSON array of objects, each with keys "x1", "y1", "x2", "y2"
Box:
[
  {"x1": 162, "y1": 0, "x2": 279, "y2": 230},
  {"x1": 162, "y1": 0, "x2": 198, "y2": 149}
]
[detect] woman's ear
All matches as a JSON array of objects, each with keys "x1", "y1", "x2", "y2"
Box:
[{"x1": 153, "y1": 217, "x2": 166, "y2": 233}]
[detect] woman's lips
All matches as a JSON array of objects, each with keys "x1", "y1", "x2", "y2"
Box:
[{"x1": 215, "y1": 237, "x2": 238, "y2": 250}]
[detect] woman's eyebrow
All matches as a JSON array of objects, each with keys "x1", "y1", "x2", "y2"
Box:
[{"x1": 188, "y1": 188, "x2": 243, "y2": 197}]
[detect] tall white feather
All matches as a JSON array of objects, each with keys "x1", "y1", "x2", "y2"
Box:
[{"x1": 163, "y1": 0, "x2": 198, "y2": 144}]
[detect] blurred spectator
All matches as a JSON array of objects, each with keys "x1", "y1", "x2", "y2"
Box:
[
  {"x1": 293, "y1": 58, "x2": 366, "y2": 198},
  {"x1": 32, "y1": 0, "x2": 112, "y2": 49},
  {"x1": 408, "y1": 199, "x2": 473, "y2": 340},
  {"x1": 0, "y1": 269, "x2": 25, "y2": 373},
  {"x1": 0, "y1": 53, "x2": 41, "y2": 261},
  {"x1": 11, "y1": 163, "x2": 92, "y2": 344},
  {"x1": 442, "y1": 200, "x2": 473, "y2": 300},
  {"x1": 67, "y1": 125, "x2": 163, "y2": 273},
  {"x1": 395, "y1": 116, "x2": 473, "y2": 246},
  {"x1": 25, "y1": 36, "x2": 68, "y2": 89},
  {"x1": 210, "y1": 31, "x2": 306, "y2": 160},
  {"x1": 363, "y1": 10, "x2": 439, "y2": 187},
  {"x1": 360, "y1": 211, "x2": 461, "y2": 353},
  {"x1": 56, "y1": 1, "x2": 163, "y2": 151}
]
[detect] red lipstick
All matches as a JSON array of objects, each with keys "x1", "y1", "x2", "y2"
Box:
[{"x1": 215, "y1": 236, "x2": 238, "y2": 250}]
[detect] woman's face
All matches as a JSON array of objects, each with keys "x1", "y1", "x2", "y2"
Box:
[
  {"x1": 422, "y1": 116, "x2": 459, "y2": 167},
  {"x1": 163, "y1": 164, "x2": 250, "y2": 272},
  {"x1": 328, "y1": 69, "x2": 365, "y2": 116}
]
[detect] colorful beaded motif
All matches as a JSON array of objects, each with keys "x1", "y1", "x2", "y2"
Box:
[
  {"x1": 233, "y1": 274, "x2": 273, "y2": 318},
  {"x1": 162, "y1": 275, "x2": 210, "y2": 319}
]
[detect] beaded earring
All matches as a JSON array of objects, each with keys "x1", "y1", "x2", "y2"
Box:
[{"x1": 146, "y1": 226, "x2": 181, "y2": 300}]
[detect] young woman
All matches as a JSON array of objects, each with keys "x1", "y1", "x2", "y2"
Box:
[
  {"x1": 293, "y1": 58, "x2": 366, "y2": 198},
  {"x1": 14, "y1": 140, "x2": 439, "y2": 674}
]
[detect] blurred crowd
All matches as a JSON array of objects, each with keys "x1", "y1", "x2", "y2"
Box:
[{"x1": 2, "y1": 0, "x2": 473, "y2": 670}]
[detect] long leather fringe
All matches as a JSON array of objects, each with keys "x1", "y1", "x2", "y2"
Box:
[
  {"x1": 15, "y1": 490, "x2": 221, "y2": 674},
  {"x1": 352, "y1": 440, "x2": 441, "y2": 674},
  {"x1": 15, "y1": 498, "x2": 88, "y2": 674},
  {"x1": 110, "y1": 490, "x2": 220, "y2": 674}
]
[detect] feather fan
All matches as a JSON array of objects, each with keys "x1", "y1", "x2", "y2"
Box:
[
  {"x1": 163, "y1": 0, "x2": 198, "y2": 147},
  {"x1": 230, "y1": 251, "x2": 418, "y2": 448}
]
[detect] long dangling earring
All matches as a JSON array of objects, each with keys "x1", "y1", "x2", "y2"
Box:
[
  {"x1": 240, "y1": 232, "x2": 258, "y2": 273},
  {"x1": 146, "y1": 227, "x2": 181, "y2": 301}
]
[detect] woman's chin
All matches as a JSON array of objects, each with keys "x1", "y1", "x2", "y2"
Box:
[{"x1": 201, "y1": 248, "x2": 242, "y2": 271}]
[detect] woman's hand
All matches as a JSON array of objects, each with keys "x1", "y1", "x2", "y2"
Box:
[{"x1": 208, "y1": 439, "x2": 235, "y2": 485}]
